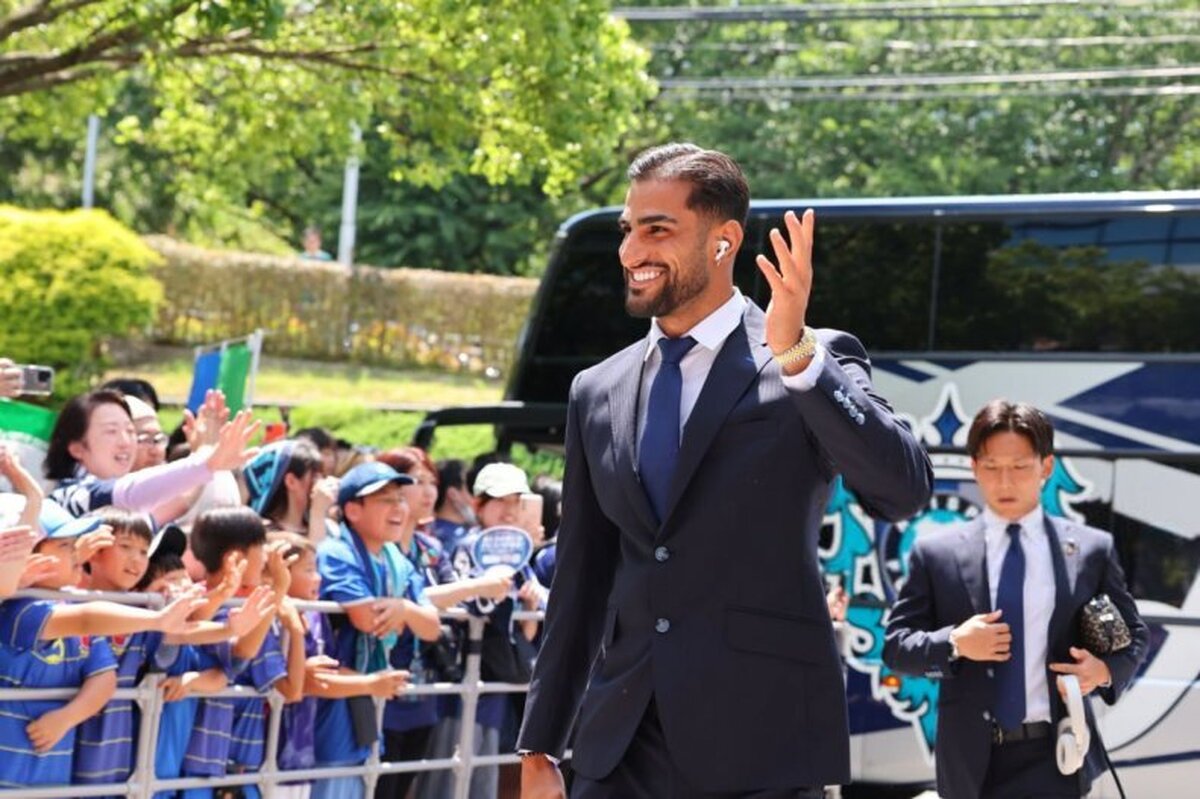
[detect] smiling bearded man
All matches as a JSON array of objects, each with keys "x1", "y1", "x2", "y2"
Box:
[{"x1": 516, "y1": 143, "x2": 933, "y2": 799}]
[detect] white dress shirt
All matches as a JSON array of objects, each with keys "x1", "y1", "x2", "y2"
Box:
[
  {"x1": 635, "y1": 288, "x2": 825, "y2": 458},
  {"x1": 983, "y1": 505, "x2": 1056, "y2": 724}
]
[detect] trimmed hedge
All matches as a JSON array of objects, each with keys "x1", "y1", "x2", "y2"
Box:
[
  {"x1": 146, "y1": 237, "x2": 537, "y2": 375},
  {"x1": 0, "y1": 206, "x2": 163, "y2": 399}
]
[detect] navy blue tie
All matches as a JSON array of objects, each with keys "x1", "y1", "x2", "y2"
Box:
[
  {"x1": 639, "y1": 336, "x2": 697, "y2": 522},
  {"x1": 994, "y1": 522, "x2": 1026, "y2": 731}
]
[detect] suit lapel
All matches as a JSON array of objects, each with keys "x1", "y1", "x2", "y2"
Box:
[
  {"x1": 1044, "y1": 515, "x2": 1077, "y2": 656},
  {"x1": 607, "y1": 345, "x2": 660, "y2": 535},
  {"x1": 956, "y1": 518, "x2": 990, "y2": 614},
  {"x1": 659, "y1": 304, "x2": 773, "y2": 532}
]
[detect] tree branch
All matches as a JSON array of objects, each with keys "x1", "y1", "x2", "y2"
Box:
[
  {"x1": 0, "y1": 0, "x2": 104, "y2": 45},
  {"x1": 0, "y1": 0, "x2": 197, "y2": 90}
]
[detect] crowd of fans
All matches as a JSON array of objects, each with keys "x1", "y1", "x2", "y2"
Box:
[{"x1": 0, "y1": 371, "x2": 563, "y2": 799}]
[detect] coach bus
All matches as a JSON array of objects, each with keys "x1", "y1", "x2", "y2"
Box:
[{"x1": 422, "y1": 191, "x2": 1200, "y2": 796}]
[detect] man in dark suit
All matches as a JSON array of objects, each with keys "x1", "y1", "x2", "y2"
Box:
[
  {"x1": 884, "y1": 400, "x2": 1149, "y2": 798},
  {"x1": 517, "y1": 143, "x2": 933, "y2": 798}
]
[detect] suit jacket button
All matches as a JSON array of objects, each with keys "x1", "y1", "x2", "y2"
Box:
[
  {"x1": 986, "y1": 668, "x2": 995, "y2": 678},
  {"x1": 655, "y1": 546, "x2": 670, "y2": 562},
  {"x1": 982, "y1": 711, "x2": 992, "y2": 722},
  {"x1": 655, "y1": 618, "x2": 671, "y2": 634}
]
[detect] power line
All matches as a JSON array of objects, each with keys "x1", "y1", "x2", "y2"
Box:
[
  {"x1": 659, "y1": 64, "x2": 1200, "y2": 91},
  {"x1": 613, "y1": 1, "x2": 1187, "y2": 23},
  {"x1": 648, "y1": 34, "x2": 1200, "y2": 54},
  {"x1": 655, "y1": 83, "x2": 1200, "y2": 102}
]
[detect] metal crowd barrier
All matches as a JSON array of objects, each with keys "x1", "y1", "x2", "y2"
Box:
[{"x1": 0, "y1": 589, "x2": 547, "y2": 799}]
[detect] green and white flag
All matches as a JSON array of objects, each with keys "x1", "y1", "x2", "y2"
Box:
[{"x1": 0, "y1": 399, "x2": 56, "y2": 492}]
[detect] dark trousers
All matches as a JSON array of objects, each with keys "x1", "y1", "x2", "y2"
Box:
[
  {"x1": 982, "y1": 737, "x2": 1080, "y2": 799},
  {"x1": 375, "y1": 725, "x2": 434, "y2": 799},
  {"x1": 571, "y1": 700, "x2": 822, "y2": 799}
]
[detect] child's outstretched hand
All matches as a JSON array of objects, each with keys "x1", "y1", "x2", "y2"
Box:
[
  {"x1": 227, "y1": 585, "x2": 275, "y2": 638},
  {"x1": 156, "y1": 585, "x2": 207, "y2": 635},
  {"x1": 162, "y1": 672, "x2": 201, "y2": 703},
  {"x1": 210, "y1": 551, "x2": 248, "y2": 606},
  {"x1": 26, "y1": 708, "x2": 72, "y2": 753},
  {"x1": 265, "y1": 540, "x2": 298, "y2": 603},
  {"x1": 75, "y1": 525, "x2": 115, "y2": 564}
]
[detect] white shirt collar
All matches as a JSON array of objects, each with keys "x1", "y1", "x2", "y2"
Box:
[
  {"x1": 643, "y1": 288, "x2": 746, "y2": 362},
  {"x1": 982, "y1": 505, "x2": 1045, "y2": 543}
]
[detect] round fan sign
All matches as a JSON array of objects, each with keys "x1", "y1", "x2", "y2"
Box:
[{"x1": 472, "y1": 525, "x2": 534, "y2": 576}]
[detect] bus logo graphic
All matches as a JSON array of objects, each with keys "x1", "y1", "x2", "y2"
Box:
[{"x1": 820, "y1": 384, "x2": 1090, "y2": 758}]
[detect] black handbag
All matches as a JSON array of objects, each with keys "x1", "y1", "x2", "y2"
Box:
[{"x1": 1078, "y1": 594, "x2": 1132, "y2": 655}]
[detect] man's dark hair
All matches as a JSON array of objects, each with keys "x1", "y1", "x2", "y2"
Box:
[
  {"x1": 101, "y1": 378, "x2": 161, "y2": 411},
  {"x1": 190, "y1": 506, "x2": 268, "y2": 574},
  {"x1": 627, "y1": 143, "x2": 750, "y2": 228},
  {"x1": 294, "y1": 427, "x2": 335, "y2": 452},
  {"x1": 45, "y1": 389, "x2": 131, "y2": 480},
  {"x1": 435, "y1": 459, "x2": 467, "y2": 511},
  {"x1": 966, "y1": 400, "x2": 1055, "y2": 459}
]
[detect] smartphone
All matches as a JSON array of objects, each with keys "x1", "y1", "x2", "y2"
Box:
[
  {"x1": 17, "y1": 364, "x2": 54, "y2": 396},
  {"x1": 516, "y1": 492, "x2": 544, "y2": 543}
]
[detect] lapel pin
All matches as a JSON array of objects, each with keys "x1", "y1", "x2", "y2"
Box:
[{"x1": 1063, "y1": 539, "x2": 1078, "y2": 557}]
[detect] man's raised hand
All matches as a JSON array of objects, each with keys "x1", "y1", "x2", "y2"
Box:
[{"x1": 754, "y1": 209, "x2": 816, "y2": 362}]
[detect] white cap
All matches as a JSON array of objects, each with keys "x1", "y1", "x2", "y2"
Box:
[
  {"x1": 124, "y1": 395, "x2": 157, "y2": 421},
  {"x1": 472, "y1": 463, "x2": 530, "y2": 498}
]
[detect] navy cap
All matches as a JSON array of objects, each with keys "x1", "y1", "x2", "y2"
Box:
[
  {"x1": 149, "y1": 524, "x2": 188, "y2": 560},
  {"x1": 337, "y1": 462, "x2": 415, "y2": 506}
]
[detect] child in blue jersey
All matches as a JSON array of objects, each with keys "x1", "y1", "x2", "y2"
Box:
[
  {"x1": 270, "y1": 531, "x2": 409, "y2": 799},
  {"x1": 136, "y1": 531, "x2": 234, "y2": 799},
  {"x1": 0, "y1": 502, "x2": 211, "y2": 790},
  {"x1": 0, "y1": 508, "x2": 117, "y2": 787},
  {"x1": 72, "y1": 509, "x2": 275, "y2": 794},
  {"x1": 188, "y1": 506, "x2": 306, "y2": 799},
  {"x1": 313, "y1": 463, "x2": 441, "y2": 799}
]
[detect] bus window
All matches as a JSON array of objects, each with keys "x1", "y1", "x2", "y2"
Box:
[
  {"x1": 803, "y1": 221, "x2": 936, "y2": 352},
  {"x1": 535, "y1": 227, "x2": 639, "y2": 361},
  {"x1": 934, "y1": 216, "x2": 1200, "y2": 353},
  {"x1": 1111, "y1": 518, "x2": 1200, "y2": 609}
]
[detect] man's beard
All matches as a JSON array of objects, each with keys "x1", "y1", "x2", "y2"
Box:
[{"x1": 624, "y1": 249, "x2": 710, "y2": 319}]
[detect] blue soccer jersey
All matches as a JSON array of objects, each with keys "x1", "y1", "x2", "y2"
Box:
[
  {"x1": 73, "y1": 630, "x2": 178, "y2": 786},
  {"x1": 278, "y1": 611, "x2": 326, "y2": 773},
  {"x1": 0, "y1": 598, "x2": 118, "y2": 787},
  {"x1": 315, "y1": 531, "x2": 384, "y2": 767},
  {"x1": 226, "y1": 612, "x2": 287, "y2": 773},
  {"x1": 152, "y1": 643, "x2": 226, "y2": 799},
  {"x1": 181, "y1": 641, "x2": 237, "y2": 779}
]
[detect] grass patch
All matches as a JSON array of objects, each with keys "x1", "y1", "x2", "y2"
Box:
[
  {"x1": 105, "y1": 350, "x2": 504, "y2": 408},
  {"x1": 156, "y1": 397, "x2": 563, "y2": 479}
]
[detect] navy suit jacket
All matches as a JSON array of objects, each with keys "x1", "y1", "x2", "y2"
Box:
[
  {"x1": 883, "y1": 515, "x2": 1149, "y2": 798},
  {"x1": 517, "y1": 302, "x2": 933, "y2": 791}
]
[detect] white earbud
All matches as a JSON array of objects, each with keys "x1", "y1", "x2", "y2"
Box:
[
  {"x1": 1056, "y1": 674, "x2": 1091, "y2": 775},
  {"x1": 715, "y1": 240, "x2": 730, "y2": 260}
]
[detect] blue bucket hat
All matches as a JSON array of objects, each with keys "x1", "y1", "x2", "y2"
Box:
[
  {"x1": 38, "y1": 501, "x2": 104, "y2": 543},
  {"x1": 337, "y1": 462, "x2": 414, "y2": 507}
]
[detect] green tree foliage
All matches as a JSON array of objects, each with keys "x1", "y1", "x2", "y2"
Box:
[
  {"x1": 0, "y1": 0, "x2": 653, "y2": 251},
  {"x1": 623, "y1": 0, "x2": 1200, "y2": 199},
  {"x1": 0, "y1": 206, "x2": 163, "y2": 398}
]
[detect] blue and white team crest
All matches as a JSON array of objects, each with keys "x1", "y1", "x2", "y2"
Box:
[{"x1": 819, "y1": 384, "x2": 1090, "y2": 759}]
